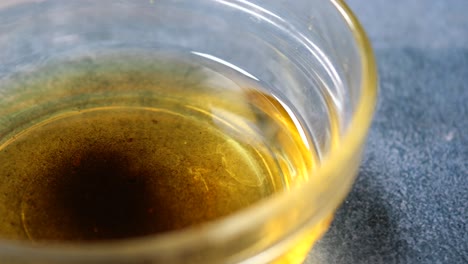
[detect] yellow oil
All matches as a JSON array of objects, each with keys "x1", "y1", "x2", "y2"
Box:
[{"x1": 0, "y1": 52, "x2": 317, "y2": 245}]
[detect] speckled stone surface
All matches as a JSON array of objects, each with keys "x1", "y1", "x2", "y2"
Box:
[{"x1": 306, "y1": 1, "x2": 468, "y2": 263}]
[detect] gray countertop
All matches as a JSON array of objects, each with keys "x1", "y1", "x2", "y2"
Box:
[{"x1": 307, "y1": 1, "x2": 468, "y2": 263}]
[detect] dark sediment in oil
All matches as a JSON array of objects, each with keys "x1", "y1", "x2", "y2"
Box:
[{"x1": 9, "y1": 108, "x2": 274, "y2": 241}]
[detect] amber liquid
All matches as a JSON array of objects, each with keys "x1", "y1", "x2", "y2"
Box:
[{"x1": 0, "y1": 52, "x2": 314, "y2": 242}]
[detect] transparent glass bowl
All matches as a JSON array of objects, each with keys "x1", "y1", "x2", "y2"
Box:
[{"x1": 0, "y1": 0, "x2": 377, "y2": 263}]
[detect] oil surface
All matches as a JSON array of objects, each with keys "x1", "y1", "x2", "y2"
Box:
[{"x1": 0, "y1": 52, "x2": 314, "y2": 242}]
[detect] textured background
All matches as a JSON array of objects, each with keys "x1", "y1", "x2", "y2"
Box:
[{"x1": 306, "y1": 1, "x2": 468, "y2": 263}]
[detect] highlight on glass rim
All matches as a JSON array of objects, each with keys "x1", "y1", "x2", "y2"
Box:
[{"x1": 0, "y1": 0, "x2": 376, "y2": 263}]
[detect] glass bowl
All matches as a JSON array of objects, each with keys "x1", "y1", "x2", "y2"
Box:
[{"x1": 0, "y1": 0, "x2": 377, "y2": 263}]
